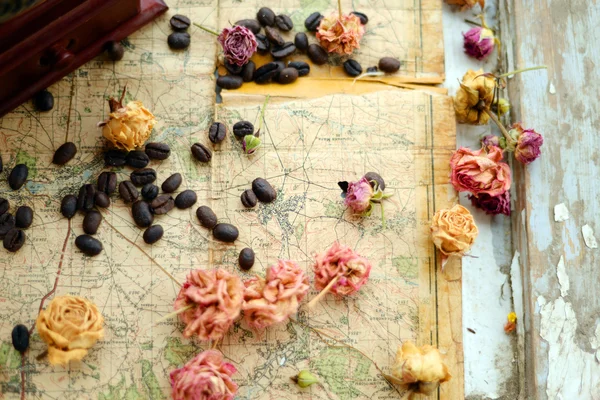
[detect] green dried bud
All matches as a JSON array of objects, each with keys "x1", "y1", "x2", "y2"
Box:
[
  {"x1": 291, "y1": 370, "x2": 318, "y2": 388},
  {"x1": 243, "y1": 135, "x2": 261, "y2": 154}
]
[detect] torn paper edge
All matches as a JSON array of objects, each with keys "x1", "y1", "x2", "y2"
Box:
[
  {"x1": 554, "y1": 203, "x2": 569, "y2": 222},
  {"x1": 582, "y1": 224, "x2": 598, "y2": 249},
  {"x1": 556, "y1": 256, "x2": 569, "y2": 297}
]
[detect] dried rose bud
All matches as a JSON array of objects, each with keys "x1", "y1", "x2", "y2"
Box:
[
  {"x1": 391, "y1": 342, "x2": 451, "y2": 395},
  {"x1": 463, "y1": 27, "x2": 495, "y2": 60},
  {"x1": 344, "y1": 177, "x2": 374, "y2": 213},
  {"x1": 469, "y1": 191, "x2": 510, "y2": 216},
  {"x1": 481, "y1": 134, "x2": 500, "y2": 148},
  {"x1": 218, "y1": 25, "x2": 258, "y2": 66},
  {"x1": 291, "y1": 370, "x2": 319, "y2": 388},
  {"x1": 509, "y1": 123, "x2": 543, "y2": 164},
  {"x1": 504, "y1": 312, "x2": 517, "y2": 334},
  {"x1": 243, "y1": 135, "x2": 261, "y2": 154},
  {"x1": 492, "y1": 98, "x2": 510, "y2": 117},
  {"x1": 454, "y1": 69, "x2": 497, "y2": 125},
  {"x1": 316, "y1": 13, "x2": 365, "y2": 55}
]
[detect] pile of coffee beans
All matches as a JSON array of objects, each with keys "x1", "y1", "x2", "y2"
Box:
[
  {"x1": 239, "y1": 177, "x2": 277, "y2": 208},
  {"x1": 0, "y1": 198, "x2": 33, "y2": 252},
  {"x1": 168, "y1": 14, "x2": 191, "y2": 50},
  {"x1": 195, "y1": 205, "x2": 239, "y2": 243}
]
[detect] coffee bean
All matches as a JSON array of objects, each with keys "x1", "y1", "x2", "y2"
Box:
[
  {"x1": 294, "y1": 32, "x2": 309, "y2": 52},
  {"x1": 379, "y1": 57, "x2": 401, "y2": 73},
  {"x1": 0, "y1": 198, "x2": 8, "y2": 215},
  {"x1": 105, "y1": 41, "x2": 124, "y2": 61},
  {"x1": 132, "y1": 201, "x2": 153, "y2": 227},
  {"x1": 94, "y1": 192, "x2": 110, "y2": 208},
  {"x1": 151, "y1": 195, "x2": 175, "y2": 215},
  {"x1": 191, "y1": 143, "x2": 212, "y2": 163},
  {"x1": 77, "y1": 184, "x2": 96, "y2": 211},
  {"x1": 105, "y1": 150, "x2": 127, "y2": 166},
  {"x1": 307, "y1": 44, "x2": 328, "y2": 65},
  {"x1": 275, "y1": 14, "x2": 293, "y2": 31},
  {"x1": 119, "y1": 181, "x2": 139, "y2": 203},
  {"x1": 233, "y1": 121, "x2": 254, "y2": 138},
  {"x1": 366, "y1": 66, "x2": 378, "y2": 73},
  {"x1": 4, "y1": 229, "x2": 25, "y2": 252},
  {"x1": 272, "y1": 61, "x2": 286, "y2": 80},
  {"x1": 168, "y1": 32, "x2": 190, "y2": 49},
  {"x1": 276, "y1": 67, "x2": 298, "y2": 84},
  {"x1": 33, "y1": 90, "x2": 53, "y2": 111},
  {"x1": 255, "y1": 34, "x2": 270, "y2": 54},
  {"x1": 241, "y1": 61, "x2": 256, "y2": 82},
  {"x1": 235, "y1": 19, "x2": 261, "y2": 34},
  {"x1": 265, "y1": 26, "x2": 284, "y2": 46},
  {"x1": 271, "y1": 42, "x2": 296, "y2": 59},
  {"x1": 11, "y1": 324, "x2": 29, "y2": 353},
  {"x1": 241, "y1": 189, "x2": 258, "y2": 208},
  {"x1": 75, "y1": 234, "x2": 102, "y2": 256},
  {"x1": 209, "y1": 122, "x2": 226, "y2": 144},
  {"x1": 145, "y1": 142, "x2": 170, "y2": 160},
  {"x1": 126, "y1": 151, "x2": 150, "y2": 169},
  {"x1": 15, "y1": 206, "x2": 33, "y2": 229},
  {"x1": 8, "y1": 164, "x2": 28, "y2": 190},
  {"x1": 252, "y1": 178, "x2": 277, "y2": 203},
  {"x1": 83, "y1": 210, "x2": 102, "y2": 234},
  {"x1": 257, "y1": 7, "x2": 275, "y2": 26},
  {"x1": 143, "y1": 225, "x2": 164, "y2": 244},
  {"x1": 224, "y1": 61, "x2": 243, "y2": 75},
  {"x1": 175, "y1": 190, "x2": 197, "y2": 209},
  {"x1": 196, "y1": 206, "x2": 217, "y2": 229},
  {"x1": 162, "y1": 173, "x2": 182, "y2": 193},
  {"x1": 61, "y1": 195, "x2": 77, "y2": 219},
  {"x1": 212, "y1": 223, "x2": 239, "y2": 242},
  {"x1": 97, "y1": 171, "x2": 117, "y2": 194},
  {"x1": 343, "y1": 59, "x2": 363, "y2": 77},
  {"x1": 364, "y1": 171, "x2": 386, "y2": 191},
  {"x1": 142, "y1": 183, "x2": 159, "y2": 200},
  {"x1": 52, "y1": 142, "x2": 77, "y2": 165},
  {"x1": 351, "y1": 11, "x2": 368, "y2": 25},
  {"x1": 170, "y1": 14, "x2": 191, "y2": 31},
  {"x1": 217, "y1": 75, "x2": 243, "y2": 90},
  {"x1": 130, "y1": 168, "x2": 156, "y2": 186},
  {"x1": 288, "y1": 61, "x2": 310, "y2": 77},
  {"x1": 238, "y1": 248, "x2": 255, "y2": 270},
  {"x1": 254, "y1": 62, "x2": 281, "y2": 84},
  {"x1": 0, "y1": 214, "x2": 15, "y2": 239},
  {"x1": 305, "y1": 12, "x2": 324, "y2": 31}
]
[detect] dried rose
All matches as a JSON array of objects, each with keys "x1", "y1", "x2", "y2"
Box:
[
  {"x1": 316, "y1": 13, "x2": 365, "y2": 55},
  {"x1": 100, "y1": 100, "x2": 156, "y2": 151},
  {"x1": 391, "y1": 342, "x2": 451, "y2": 395},
  {"x1": 469, "y1": 191, "x2": 510, "y2": 216},
  {"x1": 463, "y1": 26, "x2": 495, "y2": 60},
  {"x1": 174, "y1": 269, "x2": 244, "y2": 341},
  {"x1": 218, "y1": 25, "x2": 257, "y2": 66},
  {"x1": 454, "y1": 69, "x2": 496, "y2": 125},
  {"x1": 313, "y1": 242, "x2": 372, "y2": 297},
  {"x1": 344, "y1": 177, "x2": 374, "y2": 213},
  {"x1": 481, "y1": 134, "x2": 500, "y2": 148},
  {"x1": 170, "y1": 349, "x2": 238, "y2": 400},
  {"x1": 445, "y1": 0, "x2": 485, "y2": 11},
  {"x1": 509, "y1": 123, "x2": 544, "y2": 164},
  {"x1": 450, "y1": 146, "x2": 511, "y2": 197},
  {"x1": 36, "y1": 295, "x2": 104, "y2": 366},
  {"x1": 431, "y1": 205, "x2": 478, "y2": 256}
]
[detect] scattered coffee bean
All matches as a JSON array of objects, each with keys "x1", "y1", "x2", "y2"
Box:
[
  {"x1": 255, "y1": 34, "x2": 270, "y2": 54},
  {"x1": 105, "y1": 150, "x2": 127, "y2": 166},
  {"x1": 97, "y1": 171, "x2": 117, "y2": 195},
  {"x1": 0, "y1": 198, "x2": 8, "y2": 215},
  {"x1": 175, "y1": 190, "x2": 197, "y2": 209},
  {"x1": 83, "y1": 210, "x2": 102, "y2": 234},
  {"x1": 257, "y1": 7, "x2": 275, "y2": 26},
  {"x1": 4, "y1": 229, "x2": 25, "y2": 252},
  {"x1": 305, "y1": 12, "x2": 324, "y2": 31},
  {"x1": 288, "y1": 61, "x2": 310, "y2": 77},
  {"x1": 307, "y1": 44, "x2": 328, "y2": 65},
  {"x1": 238, "y1": 248, "x2": 255, "y2": 270},
  {"x1": 217, "y1": 75, "x2": 243, "y2": 90},
  {"x1": 11, "y1": 324, "x2": 29, "y2": 353},
  {"x1": 8, "y1": 164, "x2": 28, "y2": 190},
  {"x1": 277, "y1": 67, "x2": 298, "y2": 84},
  {"x1": 61, "y1": 195, "x2": 78, "y2": 219},
  {"x1": 126, "y1": 151, "x2": 150, "y2": 169},
  {"x1": 272, "y1": 61, "x2": 286, "y2": 78},
  {"x1": 52, "y1": 142, "x2": 77, "y2": 165},
  {"x1": 271, "y1": 42, "x2": 296, "y2": 59},
  {"x1": 235, "y1": 19, "x2": 261, "y2": 34},
  {"x1": 119, "y1": 181, "x2": 139, "y2": 203},
  {"x1": 233, "y1": 121, "x2": 254, "y2": 138},
  {"x1": 130, "y1": 168, "x2": 156, "y2": 186},
  {"x1": 364, "y1": 171, "x2": 386, "y2": 191},
  {"x1": 168, "y1": 32, "x2": 190, "y2": 49},
  {"x1": 105, "y1": 41, "x2": 124, "y2": 61},
  {"x1": 379, "y1": 57, "x2": 401, "y2": 73},
  {"x1": 191, "y1": 143, "x2": 212, "y2": 163},
  {"x1": 0, "y1": 214, "x2": 15, "y2": 239},
  {"x1": 77, "y1": 184, "x2": 96, "y2": 211},
  {"x1": 252, "y1": 178, "x2": 277, "y2": 203},
  {"x1": 162, "y1": 173, "x2": 182, "y2": 193},
  {"x1": 224, "y1": 61, "x2": 243, "y2": 75},
  {"x1": 241, "y1": 189, "x2": 258, "y2": 208},
  {"x1": 15, "y1": 206, "x2": 33, "y2": 229},
  {"x1": 95, "y1": 192, "x2": 110, "y2": 208},
  {"x1": 343, "y1": 59, "x2": 363, "y2": 77},
  {"x1": 132, "y1": 201, "x2": 153, "y2": 227},
  {"x1": 33, "y1": 90, "x2": 54, "y2": 111},
  {"x1": 142, "y1": 183, "x2": 159, "y2": 200},
  {"x1": 254, "y1": 62, "x2": 281, "y2": 84},
  {"x1": 275, "y1": 14, "x2": 294, "y2": 31},
  {"x1": 294, "y1": 32, "x2": 309, "y2": 52},
  {"x1": 208, "y1": 122, "x2": 226, "y2": 144},
  {"x1": 241, "y1": 61, "x2": 256, "y2": 82},
  {"x1": 196, "y1": 206, "x2": 217, "y2": 229},
  {"x1": 265, "y1": 26, "x2": 284, "y2": 46},
  {"x1": 75, "y1": 234, "x2": 103, "y2": 256},
  {"x1": 366, "y1": 66, "x2": 378, "y2": 73},
  {"x1": 143, "y1": 225, "x2": 164, "y2": 244},
  {"x1": 212, "y1": 223, "x2": 239, "y2": 242},
  {"x1": 351, "y1": 11, "x2": 368, "y2": 25},
  {"x1": 145, "y1": 142, "x2": 170, "y2": 160},
  {"x1": 170, "y1": 14, "x2": 191, "y2": 31},
  {"x1": 151, "y1": 195, "x2": 175, "y2": 215}
]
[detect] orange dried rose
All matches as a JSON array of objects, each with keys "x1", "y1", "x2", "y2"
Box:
[
  {"x1": 454, "y1": 69, "x2": 496, "y2": 125},
  {"x1": 316, "y1": 13, "x2": 365, "y2": 55},
  {"x1": 431, "y1": 205, "x2": 478, "y2": 256},
  {"x1": 101, "y1": 100, "x2": 156, "y2": 151},
  {"x1": 445, "y1": 0, "x2": 485, "y2": 11},
  {"x1": 391, "y1": 342, "x2": 451, "y2": 395}
]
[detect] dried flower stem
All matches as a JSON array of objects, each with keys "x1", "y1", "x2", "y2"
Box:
[
  {"x1": 483, "y1": 109, "x2": 512, "y2": 144},
  {"x1": 193, "y1": 22, "x2": 220, "y2": 37},
  {"x1": 497, "y1": 65, "x2": 547, "y2": 78},
  {"x1": 337, "y1": 0, "x2": 343, "y2": 17},
  {"x1": 307, "y1": 275, "x2": 340, "y2": 309},
  {"x1": 380, "y1": 202, "x2": 386, "y2": 229},
  {"x1": 257, "y1": 95, "x2": 270, "y2": 134}
]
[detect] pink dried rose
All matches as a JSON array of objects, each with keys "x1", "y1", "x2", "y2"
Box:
[
  {"x1": 463, "y1": 26, "x2": 496, "y2": 60},
  {"x1": 170, "y1": 349, "x2": 238, "y2": 400},
  {"x1": 344, "y1": 177, "x2": 374, "y2": 213},
  {"x1": 242, "y1": 260, "x2": 309, "y2": 330},
  {"x1": 316, "y1": 13, "x2": 365, "y2": 55},
  {"x1": 217, "y1": 25, "x2": 258, "y2": 66},
  {"x1": 509, "y1": 123, "x2": 543, "y2": 164},
  {"x1": 469, "y1": 191, "x2": 510, "y2": 216},
  {"x1": 174, "y1": 269, "x2": 244, "y2": 341},
  {"x1": 450, "y1": 146, "x2": 511, "y2": 197},
  {"x1": 312, "y1": 242, "x2": 372, "y2": 297}
]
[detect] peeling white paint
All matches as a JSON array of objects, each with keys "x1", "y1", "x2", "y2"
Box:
[
  {"x1": 556, "y1": 256, "x2": 569, "y2": 297},
  {"x1": 582, "y1": 224, "x2": 598, "y2": 249},
  {"x1": 553, "y1": 203, "x2": 569, "y2": 222},
  {"x1": 548, "y1": 82, "x2": 556, "y2": 94}
]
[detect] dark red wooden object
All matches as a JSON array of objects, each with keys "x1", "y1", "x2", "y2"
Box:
[{"x1": 0, "y1": 0, "x2": 167, "y2": 117}]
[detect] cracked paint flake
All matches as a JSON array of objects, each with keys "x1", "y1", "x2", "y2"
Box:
[
  {"x1": 549, "y1": 82, "x2": 556, "y2": 94},
  {"x1": 553, "y1": 203, "x2": 569, "y2": 222},
  {"x1": 556, "y1": 256, "x2": 569, "y2": 297},
  {"x1": 582, "y1": 224, "x2": 598, "y2": 249}
]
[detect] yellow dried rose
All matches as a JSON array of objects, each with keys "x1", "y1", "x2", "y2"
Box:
[
  {"x1": 101, "y1": 100, "x2": 155, "y2": 151},
  {"x1": 36, "y1": 295, "x2": 104, "y2": 366},
  {"x1": 454, "y1": 69, "x2": 496, "y2": 125},
  {"x1": 391, "y1": 342, "x2": 451, "y2": 396},
  {"x1": 430, "y1": 205, "x2": 478, "y2": 256}
]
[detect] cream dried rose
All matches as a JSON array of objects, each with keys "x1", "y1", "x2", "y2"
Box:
[
  {"x1": 391, "y1": 342, "x2": 451, "y2": 395},
  {"x1": 430, "y1": 205, "x2": 478, "y2": 256},
  {"x1": 36, "y1": 295, "x2": 104, "y2": 366},
  {"x1": 101, "y1": 100, "x2": 156, "y2": 151}
]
